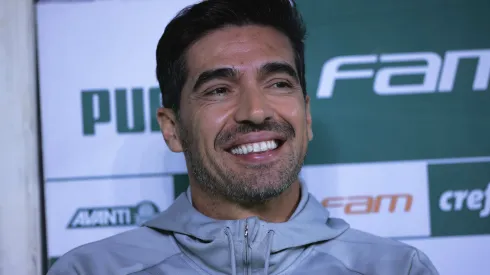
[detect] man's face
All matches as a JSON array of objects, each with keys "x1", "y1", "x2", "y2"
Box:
[{"x1": 159, "y1": 25, "x2": 313, "y2": 204}]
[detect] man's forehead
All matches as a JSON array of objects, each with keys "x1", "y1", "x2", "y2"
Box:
[{"x1": 185, "y1": 26, "x2": 296, "y2": 78}]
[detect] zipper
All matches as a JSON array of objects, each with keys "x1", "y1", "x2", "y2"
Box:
[{"x1": 244, "y1": 220, "x2": 249, "y2": 275}]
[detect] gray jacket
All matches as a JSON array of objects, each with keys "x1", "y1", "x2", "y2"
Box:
[{"x1": 47, "y1": 183, "x2": 439, "y2": 274}]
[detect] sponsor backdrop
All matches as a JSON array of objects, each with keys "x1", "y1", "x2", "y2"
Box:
[{"x1": 36, "y1": 0, "x2": 489, "y2": 274}]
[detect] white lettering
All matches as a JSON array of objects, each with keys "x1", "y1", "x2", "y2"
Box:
[
  {"x1": 439, "y1": 191, "x2": 454, "y2": 211},
  {"x1": 481, "y1": 182, "x2": 490, "y2": 218},
  {"x1": 316, "y1": 55, "x2": 377, "y2": 98},
  {"x1": 439, "y1": 183, "x2": 490, "y2": 218},
  {"x1": 374, "y1": 53, "x2": 441, "y2": 95},
  {"x1": 438, "y1": 49, "x2": 490, "y2": 92},
  {"x1": 467, "y1": 190, "x2": 484, "y2": 210},
  {"x1": 69, "y1": 208, "x2": 133, "y2": 228},
  {"x1": 91, "y1": 210, "x2": 108, "y2": 226},
  {"x1": 70, "y1": 210, "x2": 89, "y2": 227},
  {"x1": 115, "y1": 208, "x2": 132, "y2": 225},
  {"x1": 453, "y1": 190, "x2": 469, "y2": 211},
  {"x1": 108, "y1": 209, "x2": 118, "y2": 224},
  {"x1": 316, "y1": 48, "x2": 490, "y2": 98}
]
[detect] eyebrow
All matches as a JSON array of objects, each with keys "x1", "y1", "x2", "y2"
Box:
[
  {"x1": 192, "y1": 67, "x2": 239, "y2": 92},
  {"x1": 258, "y1": 62, "x2": 299, "y2": 82}
]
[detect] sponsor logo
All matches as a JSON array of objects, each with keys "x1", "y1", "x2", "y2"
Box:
[
  {"x1": 322, "y1": 194, "x2": 413, "y2": 214},
  {"x1": 429, "y1": 162, "x2": 490, "y2": 236},
  {"x1": 67, "y1": 201, "x2": 160, "y2": 229},
  {"x1": 316, "y1": 48, "x2": 490, "y2": 98},
  {"x1": 81, "y1": 87, "x2": 161, "y2": 135},
  {"x1": 439, "y1": 182, "x2": 490, "y2": 218}
]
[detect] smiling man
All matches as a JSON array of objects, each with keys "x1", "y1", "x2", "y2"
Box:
[{"x1": 47, "y1": 0, "x2": 439, "y2": 274}]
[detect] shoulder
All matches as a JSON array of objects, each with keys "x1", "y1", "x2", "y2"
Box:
[
  {"x1": 47, "y1": 227, "x2": 180, "y2": 275},
  {"x1": 315, "y1": 226, "x2": 439, "y2": 275}
]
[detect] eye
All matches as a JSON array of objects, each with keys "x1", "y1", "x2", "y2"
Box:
[
  {"x1": 206, "y1": 87, "x2": 229, "y2": 96},
  {"x1": 271, "y1": 81, "x2": 293, "y2": 89}
]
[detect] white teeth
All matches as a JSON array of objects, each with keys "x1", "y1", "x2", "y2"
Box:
[
  {"x1": 253, "y1": 143, "x2": 260, "y2": 152},
  {"x1": 246, "y1": 144, "x2": 253, "y2": 152},
  {"x1": 260, "y1": 142, "x2": 267, "y2": 151},
  {"x1": 230, "y1": 140, "x2": 279, "y2": 155}
]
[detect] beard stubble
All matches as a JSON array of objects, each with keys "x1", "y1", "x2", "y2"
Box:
[{"x1": 178, "y1": 118, "x2": 306, "y2": 206}]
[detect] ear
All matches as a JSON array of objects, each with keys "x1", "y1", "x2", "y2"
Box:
[
  {"x1": 305, "y1": 95, "x2": 313, "y2": 141},
  {"x1": 156, "y1": 107, "x2": 183, "y2": 152}
]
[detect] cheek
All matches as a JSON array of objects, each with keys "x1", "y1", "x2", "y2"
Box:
[
  {"x1": 194, "y1": 105, "x2": 233, "y2": 150},
  {"x1": 272, "y1": 97, "x2": 307, "y2": 130},
  {"x1": 288, "y1": 104, "x2": 301, "y2": 119}
]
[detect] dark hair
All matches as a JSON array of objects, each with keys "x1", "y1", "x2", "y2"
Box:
[{"x1": 155, "y1": 0, "x2": 307, "y2": 113}]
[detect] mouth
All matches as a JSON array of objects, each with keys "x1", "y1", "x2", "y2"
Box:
[{"x1": 227, "y1": 139, "x2": 285, "y2": 155}]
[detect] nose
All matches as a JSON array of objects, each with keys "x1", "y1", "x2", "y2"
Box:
[{"x1": 234, "y1": 85, "x2": 274, "y2": 124}]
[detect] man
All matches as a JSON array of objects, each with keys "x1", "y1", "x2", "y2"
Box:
[{"x1": 48, "y1": 0, "x2": 439, "y2": 274}]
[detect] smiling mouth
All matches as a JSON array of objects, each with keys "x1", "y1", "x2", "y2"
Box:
[{"x1": 228, "y1": 139, "x2": 284, "y2": 155}]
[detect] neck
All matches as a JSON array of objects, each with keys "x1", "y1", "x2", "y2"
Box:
[{"x1": 190, "y1": 180, "x2": 301, "y2": 223}]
